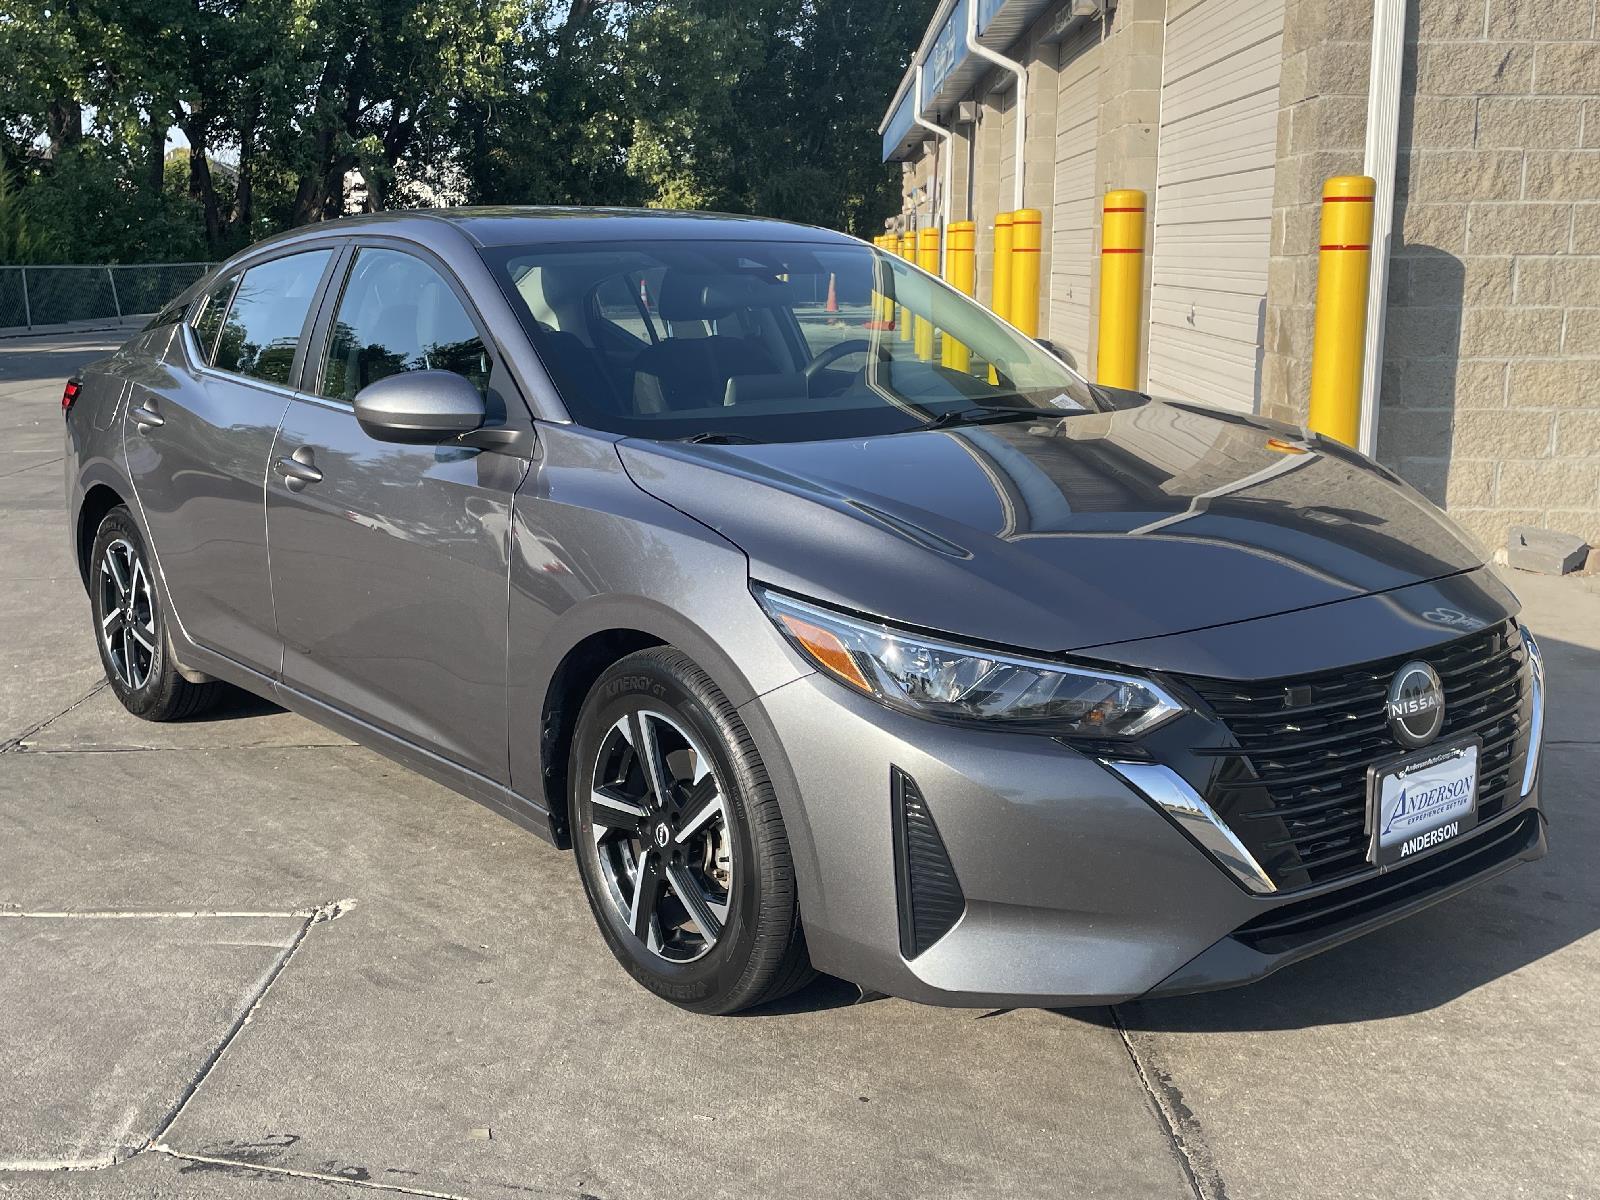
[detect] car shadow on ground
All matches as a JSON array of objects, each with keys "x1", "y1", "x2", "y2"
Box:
[{"x1": 189, "y1": 687, "x2": 286, "y2": 722}]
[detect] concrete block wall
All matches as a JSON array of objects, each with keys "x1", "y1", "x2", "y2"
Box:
[
  {"x1": 1383, "y1": 0, "x2": 1600, "y2": 553},
  {"x1": 1260, "y1": 0, "x2": 1374, "y2": 426},
  {"x1": 1089, "y1": 0, "x2": 1166, "y2": 381},
  {"x1": 1264, "y1": 0, "x2": 1600, "y2": 554},
  {"x1": 972, "y1": 89, "x2": 1006, "y2": 300}
]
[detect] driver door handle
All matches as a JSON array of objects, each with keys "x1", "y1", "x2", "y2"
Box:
[{"x1": 273, "y1": 445, "x2": 323, "y2": 492}]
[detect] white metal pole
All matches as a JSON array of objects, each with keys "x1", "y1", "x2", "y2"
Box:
[
  {"x1": 1358, "y1": 0, "x2": 1406, "y2": 458},
  {"x1": 965, "y1": 0, "x2": 1028, "y2": 211},
  {"x1": 913, "y1": 64, "x2": 956, "y2": 274}
]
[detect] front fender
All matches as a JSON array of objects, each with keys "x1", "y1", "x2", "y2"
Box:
[{"x1": 505, "y1": 423, "x2": 815, "y2": 853}]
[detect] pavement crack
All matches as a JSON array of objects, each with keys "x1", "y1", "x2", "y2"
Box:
[
  {"x1": 13, "y1": 742, "x2": 359, "y2": 754},
  {"x1": 0, "y1": 908, "x2": 331, "y2": 920},
  {"x1": 152, "y1": 1147, "x2": 578, "y2": 1199},
  {"x1": 0, "y1": 454, "x2": 63, "y2": 479},
  {"x1": 1110, "y1": 1005, "x2": 1227, "y2": 1200},
  {"x1": 139, "y1": 901, "x2": 349, "y2": 1151},
  {"x1": 0, "y1": 677, "x2": 109, "y2": 753}
]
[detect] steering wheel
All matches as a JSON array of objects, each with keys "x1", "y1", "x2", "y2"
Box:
[{"x1": 803, "y1": 338, "x2": 874, "y2": 380}]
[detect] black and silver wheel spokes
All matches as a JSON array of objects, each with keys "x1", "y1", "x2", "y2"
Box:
[
  {"x1": 99, "y1": 538, "x2": 155, "y2": 690},
  {"x1": 588, "y1": 709, "x2": 732, "y2": 963}
]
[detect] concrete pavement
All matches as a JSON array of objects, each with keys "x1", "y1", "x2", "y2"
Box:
[{"x1": 2, "y1": 331, "x2": 1596, "y2": 1199}]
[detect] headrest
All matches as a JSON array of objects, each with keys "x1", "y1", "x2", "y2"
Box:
[
  {"x1": 656, "y1": 271, "x2": 795, "y2": 321},
  {"x1": 538, "y1": 266, "x2": 591, "y2": 310}
]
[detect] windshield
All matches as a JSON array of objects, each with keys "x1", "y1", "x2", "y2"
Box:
[{"x1": 481, "y1": 238, "x2": 1099, "y2": 443}]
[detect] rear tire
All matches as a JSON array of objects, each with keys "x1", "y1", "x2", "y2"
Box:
[
  {"x1": 570, "y1": 647, "x2": 814, "y2": 1014},
  {"x1": 89, "y1": 506, "x2": 224, "y2": 722}
]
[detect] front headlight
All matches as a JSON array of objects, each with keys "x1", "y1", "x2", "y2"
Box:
[{"x1": 755, "y1": 586, "x2": 1186, "y2": 737}]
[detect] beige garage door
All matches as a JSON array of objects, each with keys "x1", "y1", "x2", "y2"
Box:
[
  {"x1": 1146, "y1": 0, "x2": 1286, "y2": 411},
  {"x1": 1049, "y1": 25, "x2": 1101, "y2": 364}
]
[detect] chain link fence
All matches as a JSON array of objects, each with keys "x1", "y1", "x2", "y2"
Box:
[{"x1": 1, "y1": 263, "x2": 215, "y2": 333}]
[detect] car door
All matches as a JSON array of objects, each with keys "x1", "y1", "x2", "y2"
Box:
[
  {"x1": 265, "y1": 242, "x2": 531, "y2": 781},
  {"x1": 124, "y1": 247, "x2": 337, "y2": 676}
]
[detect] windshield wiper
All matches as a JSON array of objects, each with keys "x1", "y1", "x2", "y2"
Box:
[
  {"x1": 918, "y1": 405, "x2": 1044, "y2": 431},
  {"x1": 676, "y1": 431, "x2": 761, "y2": 445}
]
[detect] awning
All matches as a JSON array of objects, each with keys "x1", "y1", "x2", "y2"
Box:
[{"x1": 878, "y1": 0, "x2": 1082, "y2": 162}]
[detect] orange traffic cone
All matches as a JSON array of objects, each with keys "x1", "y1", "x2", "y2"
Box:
[{"x1": 825, "y1": 273, "x2": 838, "y2": 313}]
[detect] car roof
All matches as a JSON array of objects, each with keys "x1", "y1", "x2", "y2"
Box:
[{"x1": 241, "y1": 206, "x2": 864, "y2": 254}]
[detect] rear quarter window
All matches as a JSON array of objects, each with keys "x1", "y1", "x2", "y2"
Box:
[{"x1": 189, "y1": 275, "x2": 238, "y2": 363}]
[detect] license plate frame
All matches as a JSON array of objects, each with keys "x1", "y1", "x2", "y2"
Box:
[{"x1": 1366, "y1": 736, "x2": 1481, "y2": 870}]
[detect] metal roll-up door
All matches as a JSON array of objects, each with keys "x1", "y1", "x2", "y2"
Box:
[
  {"x1": 1146, "y1": 0, "x2": 1286, "y2": 411},
  {"x1": 1050, "y1": 25, "x2": 1100, "y2": 362}
]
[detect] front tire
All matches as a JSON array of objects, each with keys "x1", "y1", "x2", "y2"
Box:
[
  {"x1": 570, "y1": 647, "x2": 813, "y2": 1014},
  {"x1": 89, "y1": 506, "x2": 223, "y2": 721}
]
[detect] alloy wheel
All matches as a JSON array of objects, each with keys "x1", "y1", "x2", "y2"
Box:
[
  {"x1": 99, "y1": 537, "x2": 156, "y2": 690},
  {"x1": 587, "y1": 709, "x2": 733, "y2": 963}
]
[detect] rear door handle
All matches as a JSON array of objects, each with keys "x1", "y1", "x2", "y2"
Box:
[
  {"x1": 273, "y1": 445, "x2": 323, "y2": 492},
  {"x1": 130, "y1": 400, "x2": 164, "y2": 431}
]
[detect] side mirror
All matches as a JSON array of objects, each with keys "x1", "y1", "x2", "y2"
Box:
[
  {"x1": 1035, "y1": 338, "x2": 1079, "y2": 372},
  {"x1": 353, "y1": 370, "x2": 485, "y2": 444}
]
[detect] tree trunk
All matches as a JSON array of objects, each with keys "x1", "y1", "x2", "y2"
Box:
[
  {"x1": 233, "y1": 106, "x2": 256, "y2": 239},
  {"x1": 180, "y1": 114, "x2": 224, "y2": 250},
  {"x1": 45, "y1": 97, "x2": 83, "y2": 158},
  {"x1": 145, "y1": 115, "x2": 166, "y2": 196}
]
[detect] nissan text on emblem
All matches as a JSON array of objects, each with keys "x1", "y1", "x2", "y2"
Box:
[{"x1": 1386, "y1": 661, "x2": 1445, "y2": 748}]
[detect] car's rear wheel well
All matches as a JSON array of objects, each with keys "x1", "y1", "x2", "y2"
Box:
[
  {"x1": 541, "y1": 629, "x2": 665, "y2": 848},
  {"x1": 77, "y1": 484, "x2": 126, "y2": 588}
]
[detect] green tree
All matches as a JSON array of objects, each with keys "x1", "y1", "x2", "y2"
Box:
[
  {"x1": 0, "y1": 0, "x2": 932, "y2": 262},
  {"x1": 622, "y1": 0, "x2": 935, "y2": 235},
  {"x1": 278, "y1": 0, "x2": 522, "y2": 222}
]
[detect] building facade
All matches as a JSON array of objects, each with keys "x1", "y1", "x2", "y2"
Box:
[{"x1": 880, "y1": 0, "x2": 1600, "y2": 555}]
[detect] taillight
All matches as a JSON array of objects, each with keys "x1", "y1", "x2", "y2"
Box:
[{"x1": 62, "y1": 378, "x2": 82, "y2": 414}]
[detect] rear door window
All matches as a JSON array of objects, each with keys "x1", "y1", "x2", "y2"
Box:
[{"x1": 212, "y1": 250, "x2": 334, "y2": 386}]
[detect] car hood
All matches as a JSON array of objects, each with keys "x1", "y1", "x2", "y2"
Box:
[{"x1": 616, "y1": 399, "x2": 1488, "y2": 655}]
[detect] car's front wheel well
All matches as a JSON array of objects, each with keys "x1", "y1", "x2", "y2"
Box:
[
  {"x1": 540, "y1": 629, "x2": 665, "y2": 848},
  {"x1": 77, "y1": 484, "x2": 127, "y2": 588}
]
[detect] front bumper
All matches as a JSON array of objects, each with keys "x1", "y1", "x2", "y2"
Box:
[{"x1": 744, "y1": 668, "x2": 1546, "y2": 1009}]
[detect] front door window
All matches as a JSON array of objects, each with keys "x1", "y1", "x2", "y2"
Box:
[{"x1": 319, "y1": 248, "x2": 491, "y2": 402}]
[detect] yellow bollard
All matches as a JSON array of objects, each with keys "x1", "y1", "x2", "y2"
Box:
[
  {"x1": 897, "y1": 230, "x2": 916, "y2": 341},
  {"x1": 990, "y1": 212, "x2": 1014, "y2": 323},
  {"x1": 1307, "y1": 176, "x2": 1375, "y2": 447},
  {"x1": 943, "y1": 220, "x2": 976, "y2": 371},
  {"x1": 872, "y1": 236, "x2": 895, "y2": 326},
  {"x1": 1096, "y1": 189, "x2": 1146, "y2": 390},
  {"x1": 916, "y1": 226, "x2": 940, "y2": 361},
  {"x1": 1008, "y1": 208, "x2": 1042, "y2": 338}
]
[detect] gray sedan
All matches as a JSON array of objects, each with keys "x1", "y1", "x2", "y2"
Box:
[{"x1": 63, "y1": 208, "x2": 1546, "y2": 1013}]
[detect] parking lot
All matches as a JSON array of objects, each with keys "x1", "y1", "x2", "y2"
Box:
[{"x1": 2, "y1": 330, "x2": 1597, "y2": 1200}]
